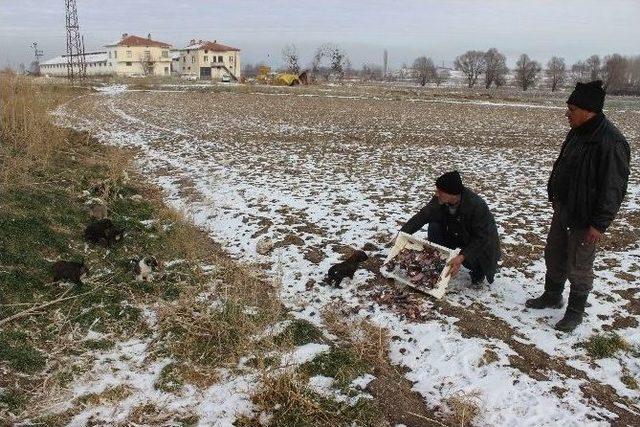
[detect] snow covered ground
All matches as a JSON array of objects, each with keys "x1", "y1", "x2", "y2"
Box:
[{"x1": 53, "y1": 83, "x2": 640, "y2": 425}]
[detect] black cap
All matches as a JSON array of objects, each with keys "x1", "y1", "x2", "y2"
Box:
[
  {"x1": 567, "y1": 80, "x2": 605, "y2": 113},
  {"x1": 436, "y1": 171, "x2": 463, "y2": 195}
]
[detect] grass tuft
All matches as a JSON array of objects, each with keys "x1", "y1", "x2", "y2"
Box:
[
  {"x1": 582, "y1": 333, "x2": 630, "y2": 359},
  {"x1": 443, "y1": 389, "x2": 483, "y2": 426},
  {"x1": 249, "y1": 372, "x2": 382, "y2": 427},
  {"x1": 275, "y1": 318, "x2": 324, "y2": 346},
  {"x1": 300, "y1": 347, "x2": 368, "y2": 390}
]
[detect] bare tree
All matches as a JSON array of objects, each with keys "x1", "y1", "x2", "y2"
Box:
[
  {"x1": 602, "y1": 54, "x2": 629, "y2": 92},
  {"x1": 361, "y1": 63, "x2": 383, "y2": 81},
  {"x1": 545, "y1": 56, "x2": 566, "y2": 92},
  {"x1": 329, "y1": 45, "x2": 348, "y2": 79},
  {"x1": 585, "y1": 54, "x2": 601, "y2": 80},
  {"x1": 311, "y1": 43, "x2": 347, "y2": 81},
  {"x1": 570, "y1": 60, "x2": 589, "y2": 83},
  {"x1": 343, "y1": 57, "x2": 355, "y2": 79},
  {"x1": 629, "y1": 56, "x2": 640, "y2": 90},
  {"x1": 484, "y1": 48, "x2": 508, "y2": 89},
  {"x1": 282, "y1": 44, "x2": 300, "y2": 74},
  {"x1": 311, "y1": 45, "x2": 328, "y2": 81},
  {"x1": 514, "y1": 54, "x2": 541, "y2": 90},
  {"x1": 433, "y1": 68, "x2": 450, "y2": 86},
  {"x1": 454, "y1": 50, "x2": 486, "y2": 87},
  {"x1": 412, "y1": 56, "x2": 436, "y2": 86}
]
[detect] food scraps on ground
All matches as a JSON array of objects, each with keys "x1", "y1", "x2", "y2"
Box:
[{"x1": 384, "y1": 246, "x2": 447, "y2": 289}]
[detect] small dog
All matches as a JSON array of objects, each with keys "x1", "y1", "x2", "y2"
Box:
[
  {"x1": 52, "y1": 260, "x2": 88, "y2": 286},
  {"x1": 325, "y1": 250, "x2": 369, "y2": 287},
  {"x1": 89, "y1": 203, "x2": 108, "y2": 220},
  {"x1": 131, "y1": 257, "x2": 158, "y2": 282},
  {"x1": 84, "y1": 219, "x2": 123, "y2": 246}
]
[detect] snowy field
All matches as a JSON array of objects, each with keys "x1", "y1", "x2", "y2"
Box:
[{"x1": 54, "y1": 83, "x2": 640, "y2": 425}]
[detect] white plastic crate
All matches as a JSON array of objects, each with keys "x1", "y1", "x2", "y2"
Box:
[{"x1": 381, "y1": 231, "x2": 460, "y2": 299}]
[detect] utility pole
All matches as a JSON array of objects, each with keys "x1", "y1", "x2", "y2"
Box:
[
  {"x1": 65, "y1": 0, "x2": 87, "y2": 81},
  {"x1": 383, "y1": 49, "x2": 388, "y2": 79},
  {"x1": 32, "y1": 42, "x2": 43, "y2": 62},
  {"x1": 31, "y1": 42, "x2": 44, "y2": 75}
]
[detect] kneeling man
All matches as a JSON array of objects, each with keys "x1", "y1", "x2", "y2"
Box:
[{"x1": 400, "y1": 171, "x2": 500, "y2": 286}]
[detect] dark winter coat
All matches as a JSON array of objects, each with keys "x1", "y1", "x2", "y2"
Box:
[
  {"x1": 548, "y1": 113, "x2": 630, "y2": 232},
  {"x1": 400, "y1": 188, "x2": 501, "y2": 280}
]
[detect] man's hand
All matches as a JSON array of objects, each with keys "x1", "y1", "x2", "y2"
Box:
[
  {"x1": 584, "y1": 226, "x2": 603, "y2": 245},
  {"x1": 447, "y1": 254, "x2": 465, "y2": 277}
]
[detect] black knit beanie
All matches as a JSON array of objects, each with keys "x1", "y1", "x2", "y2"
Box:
[
  {"x1": 567, "y1": 80, "x2": 605, "y2": 113},
  {"x1": 435, "y1": 171, "x2": 463, "y2": 195}
]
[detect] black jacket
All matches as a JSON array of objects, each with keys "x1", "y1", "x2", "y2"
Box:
[
  {"x1": 400, "y1": 188, "x2": 501, "y2": 280},
  {"x1": 548, "y1": 113, "x2": 630, "y2": 232}
]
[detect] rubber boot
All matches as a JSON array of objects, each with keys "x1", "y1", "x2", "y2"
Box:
[
  {"x1": 525, "y1": 276, "x2": 564, "y2": 309},
  {"x1": 555, "y1": 291, "x2": 588, "y2": 332},
  {"x1": 470, "y1": 271, "x2": 485, "y2": 289}
]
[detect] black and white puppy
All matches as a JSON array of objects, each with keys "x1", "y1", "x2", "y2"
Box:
[
  {"x1": 131, "y1": 257, "x2": 159, "y2": 282},
  {"x1": 52, "y1": 260, "x2": 88, "y2": 286},
  {"x1": 84, "y1": 219, "x2": 123, "y2": 247},
  {"x1": 325, "y1": 250, "x2": 369, "y2": 287}
]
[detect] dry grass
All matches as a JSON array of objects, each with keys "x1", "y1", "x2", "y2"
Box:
[
  {"x1": 154, "y1": 213, "x2": 285, "y2": 371},
  {"x1": 0, "y1": 72, "x2": 82, "y2": 189},
  {"x1": 442, "y1": 389, "x2": 483, "y2": 427},
  {"x1": 321, "y1": 305, "x2": 389, "y2": 368},
  {"x1": 248, "y1": 371, "x2": 383, "y2": 427}
]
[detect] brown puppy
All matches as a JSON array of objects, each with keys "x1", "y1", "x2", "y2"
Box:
[
  {"x1": 52, "y1": 260, "x2": 88, "y2": 286},
  {"x1": 325, "y1": 250, "x2": 369, "y2": 287},
  {"x1": 84, "y1": 219, "x2": 123, "y2": 247}
]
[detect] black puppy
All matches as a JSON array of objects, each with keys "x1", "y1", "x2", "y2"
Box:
[
  {"x1": 325, "y1": 250, "x2": 369, "y2": 287},
  {"x1": 84, "y1": 219, "x2": 123, "y2": 246},
  {"x1": 52, "y1": 260, "x2": 88, "y2": 286}
]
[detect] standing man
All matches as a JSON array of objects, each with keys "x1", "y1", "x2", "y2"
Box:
[
  {"x1": 400, "y1": 171, "x2": 500, "y2": 287},
  {"x1": 526, "y1": 80, "x2": 630, "y2": 332}
]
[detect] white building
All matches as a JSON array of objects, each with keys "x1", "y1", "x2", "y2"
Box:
[
  {"x1": 40, "y1": 52, "x2": 110, "y2": 77},
  {"x1": 177, "y1": 39, "x2": 241, "y2": 81},
  {"x1": 104, "y1": 34, "x2": 172, "y2": 77}
]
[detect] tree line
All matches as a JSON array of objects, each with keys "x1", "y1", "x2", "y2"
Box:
[
  {"x1": 453, "y1": 49, "x2": 640, "y2": 93},
  {"x1": 242, "y1": 44, "x2": 640, "y2": 94}
]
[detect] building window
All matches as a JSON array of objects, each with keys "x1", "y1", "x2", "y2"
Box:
[
  {"x1": 144, "y1": 50, "x2": 150, "y2": 58},
  {"x1": 126, "y1": 62, "x2": 132, "y2": 66},
  {"x1": 109, "y1": 62, "x2": 112, "y2": 66},
  {"x1": 229, "y1": 56, "x2": 233, "y2": 62},
  {"x1": 183, "y1": 56, "x2": 186, "y2": 62},
  {"x1": 204, "y1": 56, "x2": 208, "y2": 62},
  {"x1": 187, "y1": 66, "x2": 191, "y2": 70},
  {"x1": 204, "y1": 50, "x2": 208, "y2": 54},
  {"x1": 162, "y1": 50, "x2": 168, "y2": 58},
  {"x1": 191, "y1": 56, "x2": 195, "y2": 63},
  {"x1": 114, "y1": 50, "x2": 117, "y2": 59},
  {"x1": 109, "y1": 51, "x2": 111, "y2": 59},
  {"x1": 218, "y1": 55, "x2": 223, "y2": 62},
  {"x1": 126, "y1": 50, "x2": 132, "y2": 58}
]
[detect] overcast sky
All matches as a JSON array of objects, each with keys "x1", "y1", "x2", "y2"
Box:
[{"x1": 1, "y1": 0, "x2": 639, "y2": 70}]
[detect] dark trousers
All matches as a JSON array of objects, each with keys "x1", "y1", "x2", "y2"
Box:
[
  {"x1": 428, "y1": 222, "x2": 484, "y2": 282},
  {"x1": 544, "y1": 205, "x2": 596, "y2": 293}
]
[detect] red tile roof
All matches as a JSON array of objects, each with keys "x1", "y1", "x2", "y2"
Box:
[
  {"x1": 109, "y1": 35, "x2": 171, "y2": 48},
  {"x1": 201, "y1": 41, "x2": 240, "y2": 52},
  {"x1": 182, "y1": 40, "x2": 240, "y2": 52}
]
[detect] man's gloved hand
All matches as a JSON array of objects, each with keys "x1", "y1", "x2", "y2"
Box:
[{"x1": 447, "y1": 254, "x2": 465, "y2": 277}]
